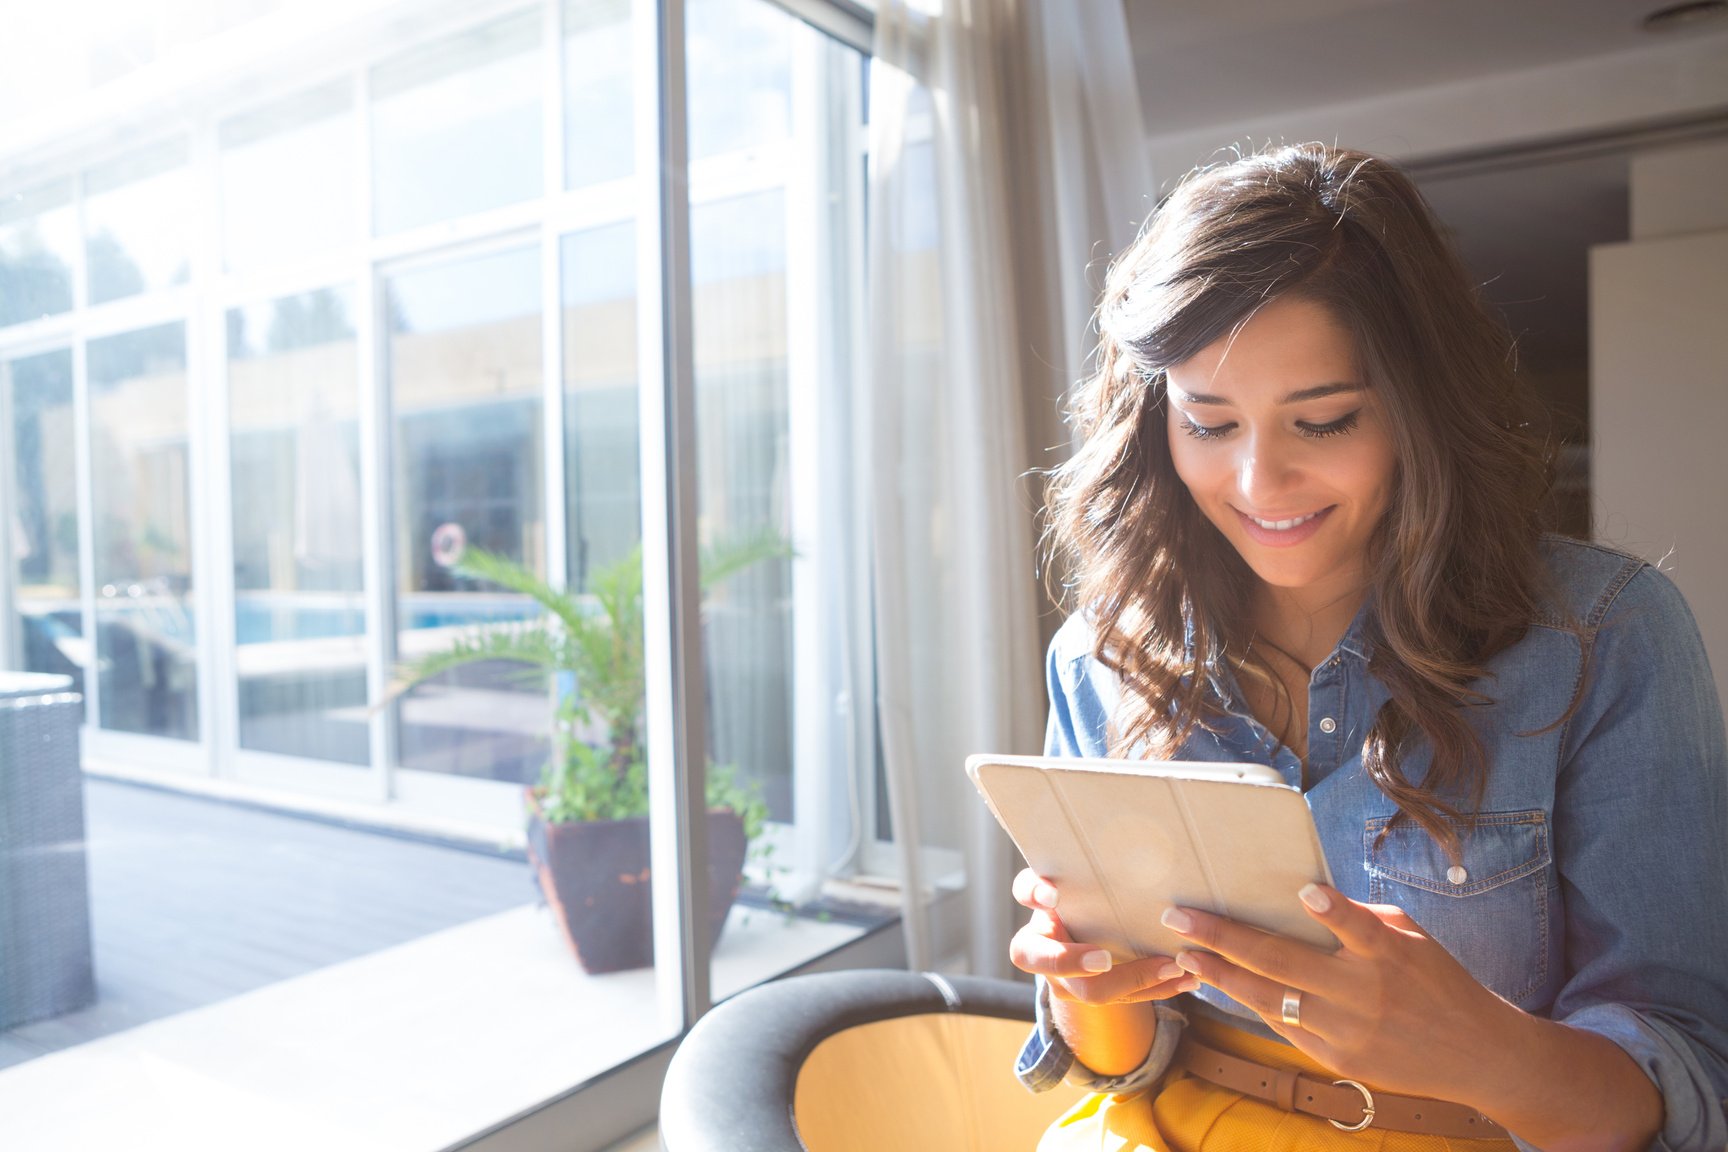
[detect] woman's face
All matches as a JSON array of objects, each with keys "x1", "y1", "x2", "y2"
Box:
[{"x1": 1164, "y1": 294, "x2": 1397, "y2": 607}]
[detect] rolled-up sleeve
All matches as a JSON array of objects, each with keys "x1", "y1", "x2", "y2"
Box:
[
  {"x1": 1543, "y1": 566, "x2": 1728, "y2": 1151},
  {"x1": 1019, "y1": 622, "x2": 1184, "y2": 1095},
  {"x1": 1016, "y1": 976, "x2": 1186, "y2": 1095}
]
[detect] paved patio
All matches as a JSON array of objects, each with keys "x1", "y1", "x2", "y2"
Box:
[
  {"x1": 0, "y1": 900, "x2": 871, "y2": 1151},
  {"x1": 0, "y1": 775, "x2": 884, "y2": 1151},
  {"x1": 0, "y1": 777, "x2": 530, "y2": 1070}
]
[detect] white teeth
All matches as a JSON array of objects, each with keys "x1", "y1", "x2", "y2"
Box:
[{"x1": 1248, "y1": 511, "x2": 1319, "y2": 531}]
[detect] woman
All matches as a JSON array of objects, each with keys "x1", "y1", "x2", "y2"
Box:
[{"x1": 1012, "y1": 144, "x2": 1728, "y2": 1151}]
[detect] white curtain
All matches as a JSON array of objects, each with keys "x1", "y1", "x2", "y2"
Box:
[{"x1": 867, "y1": 0, "x2": 1153, "y2": 976}]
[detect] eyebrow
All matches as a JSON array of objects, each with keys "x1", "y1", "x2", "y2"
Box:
[{"x1": 1170, "y1": 382, "x2": 1365, "y2": 406}]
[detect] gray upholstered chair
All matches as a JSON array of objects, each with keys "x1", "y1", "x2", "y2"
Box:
[
  {"x1": 660, "y1": 968, "x2": 1084, "y2": 1151},
  {"x1": 0, "y1": 673, "x2": 95, "y2": 1031}
]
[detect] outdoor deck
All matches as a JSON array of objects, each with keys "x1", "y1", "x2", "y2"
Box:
[
  {"x1": 0, "y1": 775, "x2": 884, "y2": 1150},
  {"x1": 0, "y1": 777, "x2": 530, "y2": 1070}
]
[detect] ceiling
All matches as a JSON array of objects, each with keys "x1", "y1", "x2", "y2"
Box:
[
  {"x1": 1120, "y1": 0, "x2": 1728, "y2": 418},
  {"x1": 1123, "y1": 0, "x2": 1722, "y2": 137}
]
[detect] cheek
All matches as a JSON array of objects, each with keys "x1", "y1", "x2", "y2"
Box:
[
  {"x1": 1164, "y1": 426, "x2": 1211, "y2": 498},
  {"x1": 1345, "y1": 442, "x2": 1399, "y2": 517}
]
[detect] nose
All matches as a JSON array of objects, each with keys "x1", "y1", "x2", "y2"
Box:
[{"x1": 1235, "y1": 431, "x2": 1298, "y2": 508}]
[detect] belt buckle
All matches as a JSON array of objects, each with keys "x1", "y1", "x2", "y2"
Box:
[{"x1": 1328, "y1": 1079, "x2": 1375, "y2": 1132}]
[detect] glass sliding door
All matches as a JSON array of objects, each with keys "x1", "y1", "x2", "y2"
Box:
[
  {"x1": 683, "y1": 0, "x2": 869, "y2": 894},
  {"x1": 689, "y1": 189, "x2": 793, "y2": 821},
  {"x1": 87, "y1": 322, "x2": 198, "y2": 740},
  {"x1": 227, "y1": 287, "x2": 368, "y2": 765},
  {"x1": 386, "y1": 245, "x2": 547, "y2": 784},
  {"x1": 562, "y1": 223, "x2": 639, "y2": 588},
  {"x1": 3, "y1": 349, "x2": 82, "y2": 692}
]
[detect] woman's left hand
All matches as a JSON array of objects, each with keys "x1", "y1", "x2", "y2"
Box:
[{"x1": 1162, "y1": 883, "x2": 1519, "y2": 1104}]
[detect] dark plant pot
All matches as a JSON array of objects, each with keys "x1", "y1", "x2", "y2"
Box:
[{"x1": 525, "y1": 792, "x2": 749, "y2": 975}]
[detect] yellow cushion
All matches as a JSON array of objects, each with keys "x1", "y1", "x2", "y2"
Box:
[{"x1": 794, "y1": 1013, "x2": 1085, "y2": 1152}]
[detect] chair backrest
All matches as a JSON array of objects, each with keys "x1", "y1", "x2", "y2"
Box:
[{"x1": 660, "y1": 969, "x2": 1083, "y2": 1152}]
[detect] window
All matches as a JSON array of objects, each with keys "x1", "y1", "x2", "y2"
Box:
[
  {"x1": 387, "y1": 245, "x2": 548, "y2": 785},
  {"x1": 0, "y1": 182, "x2": 76, "y2": 326},
  {"x1": 227, "y1": 286, "x2": 367, "y2": 764},
  {"x1": 371, "y1": 11, "x2": 544, "y2": 236},
  {"x1": 0, "y1": 1, "x2": 879, "y2": 1144},
  {"x1": 87, "y1": 322, "x2": 198, "y2": 740},
  {"x1": 3, "y1": 348, "x2": 79, "y2": 685},
  {"x1": 219, "y1": 85, "x2": 359, "y2": 275},
  {"x1": 84, "y1": 142, "x2": 191, "y2": 305}
]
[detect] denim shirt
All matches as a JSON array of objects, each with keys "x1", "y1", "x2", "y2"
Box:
[{"x1": 1015, "y1": 538, "x2": 1728, "y2": 1151}]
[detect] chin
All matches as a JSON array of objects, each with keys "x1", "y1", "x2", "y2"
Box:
[{"x1": 1239, "y1": 551, "x2": 1348, "y2": 592}]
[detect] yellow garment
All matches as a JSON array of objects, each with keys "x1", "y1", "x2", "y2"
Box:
[{"x1": 1039, "y1": 1015, "x2": 1516, "y2": 1152}]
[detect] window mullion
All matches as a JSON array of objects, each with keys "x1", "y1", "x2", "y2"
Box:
[
  {"x1": 542, "y1": 0, "x2": 570, "y2": 595},
  {"x1": 637, "y1": 0, "x2": 711, "y2": 1035}
]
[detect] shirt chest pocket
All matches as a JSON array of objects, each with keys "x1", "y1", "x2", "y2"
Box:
[{"x1": 1363, "y1": 809, "x2": 1558, "y2": 1008}]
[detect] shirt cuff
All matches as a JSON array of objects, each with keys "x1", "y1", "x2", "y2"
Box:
[
  {"x1": 1509, "y1": 1002, "x2": 1727, "y2": 1152},
  {"x1": 1016, "y1": 976, "x2": 1187, "y2": 1095}
]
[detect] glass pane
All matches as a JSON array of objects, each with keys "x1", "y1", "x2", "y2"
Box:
[
  {"x1": 0, "y1": 181, "x2": 77, "y2": 326},
  {"x1": 690, "y1": 189, "x2": 792, "y2": 821},
  {"x1": 4, "y1": 349, "x2": 84, "y2": 697},
  {"x1": 680, "y1": 3, "x2": 886, "y2": 990},
  {"x1": 220, "y1": 84, "x2": 358, "y2": 274},
  {"x1": 562, "y1": 0, "x2": 634, "y2": 190},
  {"x1": 387, "y1": 246, "x2": 546, "y2": 781},
  {"x1": 562, "y1": 223, "x2": 638, "y2": 587},
  {"x1": 371, "y1": 11, "x2": 542, "y2": 235},
  {"x1": 87, "y1": 322, "x2": 198, "y2": 739},
  {"x1": 687, "y1": 0, "x2": 793, "y2": 160},
  {"x1": 84, "y1": 141, "x2": 191, "y2": 305},
  {"x1": 228, "y1": 286, "x2": 367, "y2": 764}
]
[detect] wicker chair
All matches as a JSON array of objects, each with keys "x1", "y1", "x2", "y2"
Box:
[
  {"x1": 0, "y1": 673, "x2": 96, "y2": 1031},
  {"x1": 660, "y1": 968, "x2": 1084, "y2": 1152}
]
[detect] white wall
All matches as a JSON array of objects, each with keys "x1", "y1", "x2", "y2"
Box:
[
  {"x1": 1143, "y1": 33, "x2": 1728, "y2": 176},
  {"x1": 1631, "y1": 139, "x2": 1728, "y2": 240},
  {"x1": 1591, "y1": 143, "x2": 1728, "y2": 720}
]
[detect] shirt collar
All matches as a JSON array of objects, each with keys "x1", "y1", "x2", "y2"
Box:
[{"x1": 1189, "y1": 593, "x2": 1375, "y2": 677}]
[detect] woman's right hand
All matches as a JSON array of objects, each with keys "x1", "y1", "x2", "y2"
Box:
[{"x1": 1009, "y1": 867, "x2": 1198, "y2": 1005}]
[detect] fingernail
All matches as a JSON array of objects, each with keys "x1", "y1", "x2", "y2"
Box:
[
  {"x1": 1175, "y1": 951, "x2": 1202, "y2": 975},
  {"x1": 1298, "y1": 883, "x2": 1331, "y2": 914},
  {"x1": 1160, "y1": 907, "x2": 1194, "y2": 934},
  {"x1": 1156, "y1": 961, "x2": 1184, "y2": 981},
  {"x1": 1034, "y1": 883, "x2": 1059, "y2": 909},
  {"x1": 1081, "y1": 950, "x2": 1113, "y2": 973},
  {"x1": 1177, "y1": 976, "x2": 1201, "y2": 992}
]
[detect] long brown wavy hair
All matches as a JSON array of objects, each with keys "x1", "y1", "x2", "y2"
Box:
[{"x1": 1047, "y1": 145, "x2": 1555, "y2": 860}]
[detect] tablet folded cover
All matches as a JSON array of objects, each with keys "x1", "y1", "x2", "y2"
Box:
[{"x1": 971, "y1": 757, "x2": 1336, "y2": 962}]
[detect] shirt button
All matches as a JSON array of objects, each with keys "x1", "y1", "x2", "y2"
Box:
[
  {"x1": 1447, "y1": 866, "x2": 1468, "y2": 886},
  {"x1": 1318, "y1": 717, "x2": 1337, "y2": 734}
]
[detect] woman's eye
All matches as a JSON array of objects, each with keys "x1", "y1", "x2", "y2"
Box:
[
  {"x1": 1297, "y1": 410, "x2": 1361, "y2": 439},
  {"x1": 1178, "y1": 416, "x2": 1232, "y2": 440}
]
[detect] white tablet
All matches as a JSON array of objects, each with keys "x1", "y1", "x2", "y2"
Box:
[{"x1": 967, "y1": 753, "x2": 1337, "y2": 961}]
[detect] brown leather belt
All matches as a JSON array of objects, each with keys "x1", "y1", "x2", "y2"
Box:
[{"x1": 1177, "y1": 1039, "x2": 1510, "y2": 1140}]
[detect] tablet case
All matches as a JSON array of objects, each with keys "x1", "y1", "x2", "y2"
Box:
[{"x1": 967, "y1": 754, "x2": 1337, "y2": 961}]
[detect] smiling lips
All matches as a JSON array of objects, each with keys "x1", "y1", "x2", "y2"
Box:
[
  {"x1": 1246, "y1": 510, "x2": 1319, "y2": 531},
  {"x1": 1234, "y1": 505, "x2": 1334, "y2": 547}
]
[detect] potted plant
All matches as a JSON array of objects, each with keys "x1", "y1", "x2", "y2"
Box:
[{"x1": 391, "y1": 533, "x2": 786, "y2": 973}]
